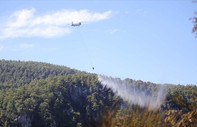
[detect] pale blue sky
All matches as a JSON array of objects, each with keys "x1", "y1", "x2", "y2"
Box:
[{"x1": 0, "y1": 0, "x2": 196, "y2": 85}]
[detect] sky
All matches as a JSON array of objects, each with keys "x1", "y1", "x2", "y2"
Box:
[{"x1": 0, "y1": 0, "x2": 196, "y2": 85}]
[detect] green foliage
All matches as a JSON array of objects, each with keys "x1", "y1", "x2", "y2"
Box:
[
  {"x1": 192, "y1": 15, "x2": 197, "y2": 37},
  {"x1": 0, "y1": 60, "x2": 196, "y2": 127},
  {"x1": 0, "y1": 72, "x2": 120, "y2": 127},
  {"x1": 164, "y1": 84, "x2": 197, "y2": 111},
  {"x1": 112, "y1": 107, "x2": 170, "y2": 127},
  {"x1": 0, "y1": 59, "x2": 78, "y2": 88}
]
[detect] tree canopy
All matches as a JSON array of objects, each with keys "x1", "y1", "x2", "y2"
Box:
[{"x1": 0, "y1": 60, "x2": 196, "y2": 127}]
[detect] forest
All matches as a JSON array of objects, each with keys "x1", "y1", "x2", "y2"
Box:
[{"x1": 0, "y1": 60, "x2": 196, "y2": 127}]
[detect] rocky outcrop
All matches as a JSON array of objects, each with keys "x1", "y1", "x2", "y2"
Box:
[{"x1": 15, "y1": 114, "x2": 31, "y2": 127}]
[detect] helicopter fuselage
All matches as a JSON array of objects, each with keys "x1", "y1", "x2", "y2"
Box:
[{"x1": 71, "y1": 22, "x2": 81, "y2": 26}]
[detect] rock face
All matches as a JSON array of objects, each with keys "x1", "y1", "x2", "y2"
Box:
[
  {"x1": 15, "y1": 114, "x2": 31, "y2": 127},
  {"x1": 70, "y1": 86, "x2": 83, "y2": 103}
]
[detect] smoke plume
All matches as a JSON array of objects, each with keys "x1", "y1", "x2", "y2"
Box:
[{"x1": 98, "y1": 75, "x2": 166, "y2": 110}]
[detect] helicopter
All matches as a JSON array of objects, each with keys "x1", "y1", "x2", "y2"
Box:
[
  {"x1": 71, "y1": 22, "x2": 82, "y2": 26},
  {"x1": 71, "y1": 21, "x2": 95, "y2": 71}
]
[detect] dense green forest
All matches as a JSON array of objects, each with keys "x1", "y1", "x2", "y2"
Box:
[
  {"x1": 0, "y1": 60, "x2": 79, "y2": 88},
  {"x1": 0, "y1": 60, "x2": 196, "y2": 127}
]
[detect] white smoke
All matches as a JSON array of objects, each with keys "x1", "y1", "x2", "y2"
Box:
[{"x1": 98, "y1": 75, "x2": 166, "y2": 110}]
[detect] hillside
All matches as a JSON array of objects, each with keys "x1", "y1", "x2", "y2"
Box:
[
  {"x1": 0, "y1": 74, "x2": 120, "y2": 127},
  {"x1": 0, "y1": 60, "x2": 196, "y2": 127},
  {"x1": 0, "y1": 60, "x2": 79, "y2": 88}
]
